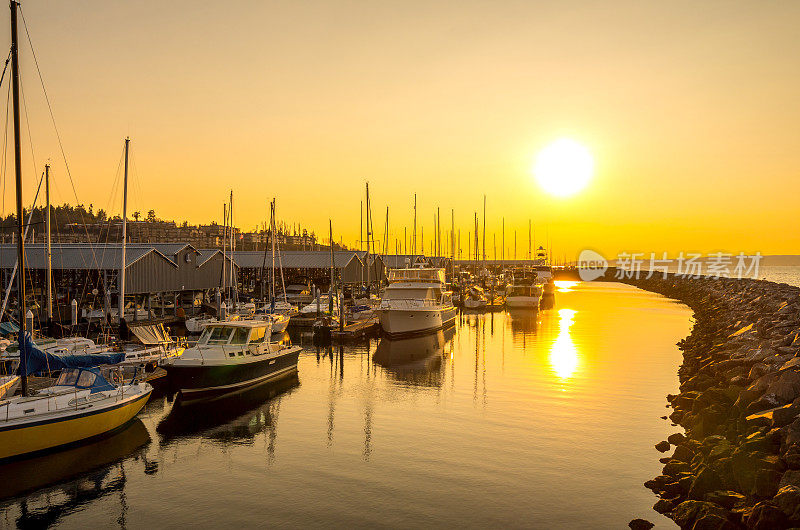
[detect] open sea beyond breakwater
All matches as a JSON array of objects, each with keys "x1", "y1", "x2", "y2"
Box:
[{"x1": 0, "y1": 282, "x2": 693, "y2": 528}]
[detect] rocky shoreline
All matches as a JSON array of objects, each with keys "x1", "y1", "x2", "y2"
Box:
[{"x1": 612, "y1": 273, "x2": 800, "y2": 529}]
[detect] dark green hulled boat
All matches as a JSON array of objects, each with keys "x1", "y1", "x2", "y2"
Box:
[{"x1": 164, "y1": 319, "x2": 301, "y2": 400}]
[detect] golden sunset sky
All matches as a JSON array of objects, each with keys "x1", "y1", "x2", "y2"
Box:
[{"x1": 4, "y1": 1, "x2": 799, "y2": 258}]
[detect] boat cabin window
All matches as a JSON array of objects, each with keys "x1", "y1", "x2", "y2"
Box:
[
  {"x1": 230, "y1": 327, "x2": 250, "y2": 345},
  {"x1": 389, "y1": 269, "x2": 445, "y2": 283},
  {"x1": 384, "y1": 287, "x2": 436, "y2": 300},
  {"x1": 250, "y1": 327, "x2": 267, "y2": 344},
  {"x1": 56, "y1": 369, "x2": 80, "y2": 386},
  {"x1": 77, "y1": 370, "x2": 97, "y2": 387}
]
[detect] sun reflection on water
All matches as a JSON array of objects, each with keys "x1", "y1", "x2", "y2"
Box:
[
  {"x1": 554, "y1": 280, "x2": 578, "y2": 292},
  {"x1": 549, "y1": 308, "x2": 579, "y2": 379}
]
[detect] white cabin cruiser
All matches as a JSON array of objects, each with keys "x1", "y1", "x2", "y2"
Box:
[
  {"x1": 377, "y1": 267, "x2": 456, "y2": 337},
  {"x1": 506, "y1": 269, "x2": 543, "y2": 309}
]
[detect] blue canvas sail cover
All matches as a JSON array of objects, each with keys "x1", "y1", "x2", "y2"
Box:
[
  {"x1": 16, "y1": 334, "x2": 126, "y2": 377},
  {"x1": 0, "y1": 321, "x2": 19, "y2": 336}
]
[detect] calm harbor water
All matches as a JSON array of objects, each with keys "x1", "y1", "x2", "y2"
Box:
[
  {"x1": 0, "y1": 281, "x2": 692, "y2": 529},
  {"x1": 760, "y1": 265, "x2": 800, "y2": 288}
]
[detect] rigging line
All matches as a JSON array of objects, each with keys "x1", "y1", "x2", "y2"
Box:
[
  {"x1": 0, "y1": 49, "x2": 10, "y2": 98},
  {"x1": 1, "y1": 79, "x2": 10, "y2": 218},
  {"x1": 0, "y1": 170, "x2": 45, "y2": 322},
  {"x1": 18, "y1": 6, "x2": 99, "y2": 263},
  {"x1": 19, "y1": 77, "x2": 39, "y2": 192}
]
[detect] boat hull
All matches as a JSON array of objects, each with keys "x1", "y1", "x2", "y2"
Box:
[
  {"x1": 377, "y1": 306, "x2": 457, "y2": 337},
  {"x1": 0, "y1": 389, "x2": 151, "y2": 462},
  {"x1": 505, "y1": 296, "x2": 541, "y2": 309},
  {"x1": 271, "y1": 315, "x2": 290, "y2": 334},
  {"x1": 166, "y1": 348, "x2": 301, "y2": 398}
]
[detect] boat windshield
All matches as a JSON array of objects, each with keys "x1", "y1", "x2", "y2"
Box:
[
  {"x1": 230, "y1": 327, "x2": 250, "y2": 345},
  {"x1": 200, "y1": 326, "x2": 236, "y2": 345}
]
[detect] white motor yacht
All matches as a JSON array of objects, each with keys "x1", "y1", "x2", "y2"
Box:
[{"x1": 377, "y1": 266, "x2": 456, "y2": 336}]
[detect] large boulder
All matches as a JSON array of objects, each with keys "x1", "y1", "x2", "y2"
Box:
[
  {"x1": 664, "y1": 460, "x2": 691, "y2": 477},
  {"x1": 704, "y1": 490, "x2": 745, "y2": 510},
  {"x1": 773, "y1": 485, "x2": 800, "y2": 521},
  {"x1": 731, "y1": 449, "x2": 784, "y2": 495},
  {"x1": 778, "y1": 469, "x2": 800, "y2": 489},
  {"x1": 669, "y1": 433, "x2": 687, "y2": 445},
  {"x1": 627, "y1": 519, "x2": 654, "y2": 530},
  {"x1": 771, "y1": 403, "x2": 800, "y2": 427},
  {"x1": 767, "y1": 370, "x2": 800, "y2": 404},
  {"x1": 670, "y1": 500, "x2": 728, "y2": 528},
  {"x1": 747, "y1": 501, "x2": 789, "y2": 529},
  {"x1": 672, "y1": 444, "x2": 697, "y2": 463},
  {"x1": 688, "y1": 466, "x2": 723, "y2": 500}
]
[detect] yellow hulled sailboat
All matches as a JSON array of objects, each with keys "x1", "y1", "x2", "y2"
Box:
[{"x1": 0, "y1": 1, "x2": 152, "y2": 462}]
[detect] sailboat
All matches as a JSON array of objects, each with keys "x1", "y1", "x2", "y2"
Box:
[
  {"x1": 260, "y1": 199, "x2": 291, "y2": 333},
  {"x1": 114, "y1": 138, "x2": 183, "y2": 366},
  {"x1": 0, "y1": 339, "x2": 152, "y2": 461},
  {"x1": 0, "y1": 1, "x2": 152, "y2": 461}
]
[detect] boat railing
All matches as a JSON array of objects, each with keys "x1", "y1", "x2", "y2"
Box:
[{"x1": 380, "y1": 298, "x2": 440, "y2": 310}]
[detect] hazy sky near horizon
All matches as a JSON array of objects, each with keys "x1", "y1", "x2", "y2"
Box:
[{"x1": 2, "y1": 0, "x2": 798, "y2": 258}]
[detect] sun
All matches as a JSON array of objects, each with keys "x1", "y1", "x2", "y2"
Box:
[{"x1": 533, "y1": 138, "x2": 594, "y2": 197}]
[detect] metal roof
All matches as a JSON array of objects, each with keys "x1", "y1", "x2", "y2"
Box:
[
  {"x1": 197, "y1": 249, "x2": 237, "y2": 267},
  {"x1": 0, "y1": 244, "x2": 166, "y2": 270},
  {"x1": 146, "y1": 243, "x2": 198, "y2": 257},
  {"x1": 229, "y1": 250, "x2": 363, "y2": 270}
]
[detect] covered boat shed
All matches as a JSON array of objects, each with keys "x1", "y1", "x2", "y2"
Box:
[
  {"x1": 230, "y1": 250, "x2": 373, "y2": 293},
  {"x1": 0, "y1": 243, "x2": 237, "y2": 322}
]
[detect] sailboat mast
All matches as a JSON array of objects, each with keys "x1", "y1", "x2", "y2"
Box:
[
  {"x1": 482, "y1": 194, "x2": 486, "y2": 264},
  {"x1": 45, "y1": 164, "x2": 52, "y2": 324},
  {"x1": 450, "y1": 208, "x2": 454, "y2": 277},
  {"x1": 271, "y1": 200, "x2": 276, "y2": 302},
  {"x1": 437, "y1": 207, "x2": 440, "y2": 258},
  {"x1": 412, "y1": 193, "x2": 416, "y2": 255},
  {"x1": 222, "y1": 203, "x2": 227, "y2": 299},
  {"x1": 365, "y1": 183, "x2": 371, "y2": 289},
  {"x1": 10, "y1": 0, "x2": 27, "y2": 395},
  {"x1": 119, "y1": 137, "x2": 129, "y2": 322},
  {"x1": 329, "y1": 219, "x2": 334, "y2": 299},
  {"x1": 528, "y1": 219, "x2": 531, "y2": 260},
  {"x1": 230, "y1": 190, "x2": 236, "y2": 310}
]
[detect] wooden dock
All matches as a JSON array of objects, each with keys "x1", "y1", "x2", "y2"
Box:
[{"x1": 330, "y1": 316, "x2": 380, "y2": 340}]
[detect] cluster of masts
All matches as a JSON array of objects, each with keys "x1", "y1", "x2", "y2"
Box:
[{"x1": 359, "y1": 187, "x2": 553, "y2": 263}]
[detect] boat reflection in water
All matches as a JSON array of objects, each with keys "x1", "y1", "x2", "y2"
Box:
[
  {"x1": 156, "y1": 375, "x2": 300, "y2": 444},
  {"x1": 506, "y1": 309, "x2": 540, "y2": 343},
  {"x1": 0, "y1": 419, "x2": 150, "y2": 526},
  {"x1": 372, "y1": 326, "x2": 455, "y2": 386}
]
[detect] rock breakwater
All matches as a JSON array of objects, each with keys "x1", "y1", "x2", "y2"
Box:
[{"x1": 615, "y1": 273, "x2": 800, "y2": 529}]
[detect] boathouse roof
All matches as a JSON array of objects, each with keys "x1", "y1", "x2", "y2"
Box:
[{"x1": 0, "y1": 243, "x2": 237, "y2": 295}]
